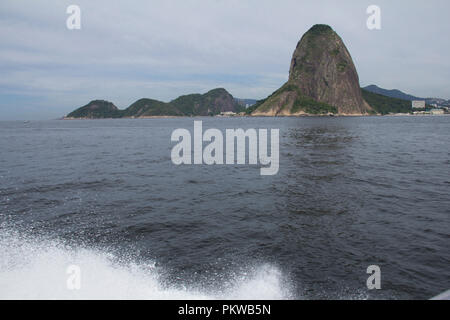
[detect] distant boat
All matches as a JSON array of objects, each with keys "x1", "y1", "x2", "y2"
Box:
[{"x1": 23, "y1": 120, "x2": 30, "y2": 124}]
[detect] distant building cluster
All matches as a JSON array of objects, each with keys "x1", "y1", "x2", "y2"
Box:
[
  {"x1": 430, "y1": 109, "x2": 445, "y2": 115},
  {"x1": 411, "y1": 100, "x2": 449, "y2": 115},
  {"x1": 219, "y1": 111, "x2": 236, "y2": 116},
  {"x1": 412, "y1": 100, "x2": 425, "y2": 109},
  {"x1": 218, "y1": 111, "x2": 246, "y2": 117}
]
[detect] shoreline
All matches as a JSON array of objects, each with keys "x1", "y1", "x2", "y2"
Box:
[{"x1": 61, "y1": 113, "x2": 450, "y2": 120}]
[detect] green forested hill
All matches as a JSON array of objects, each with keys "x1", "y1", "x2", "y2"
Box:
[
  {"x1": 65, "y1": 88, "x2": 242, "y2": 118},
  {"x1": 66, "y1": 100, "x2": 122, "y2": 118},
  {"x1": 361, "y1": 89, "x2": 412, "y2": 115},
  {"x1": 122, "y1": 99, "x2": 182, "y2": 117}
]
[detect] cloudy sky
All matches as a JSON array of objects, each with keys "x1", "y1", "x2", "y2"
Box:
[{"x1": 1, "y1": 0, "x2": 449, "y2": 120}]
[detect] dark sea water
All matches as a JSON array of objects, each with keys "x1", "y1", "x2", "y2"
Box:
[{"x1": 0, "y1": 116, "x2": 449, "y2": 300}]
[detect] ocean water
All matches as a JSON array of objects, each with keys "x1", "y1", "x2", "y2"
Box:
[{"x1": 0, "y1": 116, "x2": 449, "y2": 300}]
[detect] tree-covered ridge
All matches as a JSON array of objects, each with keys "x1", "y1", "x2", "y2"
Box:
[
  {"x1": 171, "y1": 88, "x2": 244, "y2": 116},
  {"x1": 66, "y1": 100, "x2": 122, "y2": 118},
  {"x1": 361, "y1": 89, "x2": 412, "y2": 115},
  {"x1": 65, "y1": 88, "x2": 243, "y2": 118},
  {"x1": 122, "y1": 99, "x2": 182, "y2": 117}
]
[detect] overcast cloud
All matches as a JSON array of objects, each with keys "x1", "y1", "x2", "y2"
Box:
[{"x1": 0, "y1": 0, "x2": 449, "y2": 119}]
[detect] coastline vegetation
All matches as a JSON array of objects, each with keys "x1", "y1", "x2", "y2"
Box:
[
  {"x1": 361, "y1": 89, "x2": 412, "y2": 115},
  {"x1": 66, "y1": 88, "x2": 244, "y2": 118}
]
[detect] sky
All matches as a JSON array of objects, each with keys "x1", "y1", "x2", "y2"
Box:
[{"x1": 1, "y1": 0, "x2": 449, "y2": 120}]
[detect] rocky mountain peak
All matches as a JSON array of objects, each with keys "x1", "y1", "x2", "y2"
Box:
[{"x1": 253, "y1": 24, "x2": 372, "y2": 115}]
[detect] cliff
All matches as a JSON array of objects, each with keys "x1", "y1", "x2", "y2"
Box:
[{"x1": 252, "y1": 24, "x2": 372, "y2": 116}]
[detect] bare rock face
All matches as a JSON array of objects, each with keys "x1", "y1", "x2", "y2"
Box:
[{"x1": 253, "y1": 25, "x2": 372, "y2": 115}]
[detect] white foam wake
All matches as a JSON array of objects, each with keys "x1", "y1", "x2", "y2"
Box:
[{"x1": 0, "y1": 227, "x2": 292, "y2": 300}]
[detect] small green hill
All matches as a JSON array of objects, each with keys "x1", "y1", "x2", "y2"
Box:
[
  {"x1": 66, "y1": 100, "x2": 122, "y2": 118},
  {"x1": 170, "y1": 94, "x2": 204, "y2": 116},
  {"x1": 171, "y1": 88, "x2": 241, "y2": 116},
  {"x1": 123, "y1": 99, "x2": 182, "y2": 117}
]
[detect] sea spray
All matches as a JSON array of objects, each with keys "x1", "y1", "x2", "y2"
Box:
[{"x1": 0, "y1": 225, "x2": 292, "y2": 300}]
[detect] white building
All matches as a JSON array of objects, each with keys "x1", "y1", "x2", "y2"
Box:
[
  {"x1": 430, "y1": 109, "x2": 444, "y2": 115},
  {"x1": 219, "y1": 111, "x2": 236, "y2": 116},
  {"x1": 412, "y1": 100, "x2": 426, "y2": 109}
]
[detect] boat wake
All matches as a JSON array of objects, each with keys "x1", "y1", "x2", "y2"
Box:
[{"x1": 0, "y1": 225, "x2": 292, "y2": 300}]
